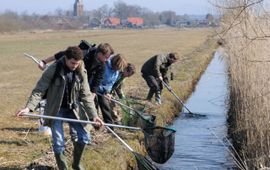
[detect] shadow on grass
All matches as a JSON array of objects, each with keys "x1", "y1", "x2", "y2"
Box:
[
  {"x1": 0, "y1": 165, "x2": 55, "y2": 170},
  {"x1": 27, "y1": 164, "x2": 55, "y2": 170},
  {"x1": 1, "y1": 127, "x2": 38, "y2": 132},
  {"x1": 0, "y1": 140, "x2": 28, "y2": 146},
  {"x1": 0, "y1": 167, "x2": 22, "y2": 170}
]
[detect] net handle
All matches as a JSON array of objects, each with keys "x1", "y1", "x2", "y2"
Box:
[{"x1": 106, "y1": 126, "x2": 134, "y2": 152}]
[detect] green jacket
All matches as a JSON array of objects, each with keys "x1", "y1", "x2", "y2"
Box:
[
  {"x1": 26, "y1": 58, "x2": 97, "y2": 127},
  {"x1": 111, "y1": 75, "x2": 125, "y2": 99},
  {"x1": 141, "y1": 54, "x2": 174, "y2": 80}
]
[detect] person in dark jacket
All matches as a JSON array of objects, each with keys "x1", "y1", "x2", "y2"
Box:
[
  {"x1": 141, "y1": 53, "x2": 179, "y2": 104},
  {"x1": 38, "y1": 41, "x2": 113, "y2": 141},
  {"x1": 16, "y1": 46, "x2": 104, "y2": 170}
]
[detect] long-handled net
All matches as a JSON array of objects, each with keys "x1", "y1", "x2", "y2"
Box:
[
  {"x1": 106, "y1": 126, "x2": 159, "y2": 170},
  {"x1": 23, "y1": 113, "x2": 175, "y2": 165},
  {"x1": 162, "y1": 81, "x2": 206, "y2": 118}
]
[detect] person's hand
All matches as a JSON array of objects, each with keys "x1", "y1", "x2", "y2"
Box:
[
  {"x1": 93, "y1": 116, "x2": 104, "y2": 127},
  {"x1": 38, "y1": 61, "x2": 46, "y2": 70},
  {"x1": 159, "y1": 76, "x2": 163, "y2": 81},
  {"x1": 16, "y1": 108, "x2": 30, "y2": 117},
  {"x1": 105, "y1": 94, "x2": 112, "y2": 100},
  {"x1": 92, "y1": 93, "x2": 96, "y2": 99},
  {"x1": 164, "y1": 77, "x2": 169, "y2": 84}
]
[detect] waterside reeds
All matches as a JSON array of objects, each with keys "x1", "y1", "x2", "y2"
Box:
[{"x1": 219, "y1": 1, "x2": 270, "y2": 169}]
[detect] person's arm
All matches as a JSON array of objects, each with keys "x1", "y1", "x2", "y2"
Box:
[
  {"x1": 16, "y1": 65, "x2": 55, "y2": 116},
  {"x1": 115, "y1": 83, "x2": 125, "y2": 99},
  {"x1": 38, "y1": 56, "x2": 55, "y2": 70},
  {"x1": 79, "y1": 69, "x2": 104, "y2": 126},
  {"x1": 112, "y1": 77, "x2": 125, "y2": 99},
  {"x1": 90, "y1": 65, "x2": 105, "y2": 93},
  {"x1": 170, "y1": 67, "x2": 174, "y2": 81},
  {"x1": 38, "y1": 51, "x2": 65, "y2": 70},
  {"x1": 154, "y1": 55, "x2": 167, "y2": 80}
]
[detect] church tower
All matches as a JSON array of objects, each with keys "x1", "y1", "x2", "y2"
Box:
[{"x1": 74, "y1": 0, "x2": 84, "y2": 17}]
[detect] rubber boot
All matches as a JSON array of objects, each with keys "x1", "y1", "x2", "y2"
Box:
[
  {"x1": 155, "y1": 92, "x2": 162, "y2": 105},
  {"x1": 72, "y1": 142, "x2": 86, "y2": 170},
  {"x1": 55, "y1": 152, "x2": 68, "y2": 170},
  {"x1": 146, "y1": 90, "x2": 155, "y2": 101}
]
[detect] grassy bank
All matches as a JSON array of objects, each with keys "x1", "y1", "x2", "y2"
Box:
[{"x1": 0, "y1": 28, "x2": 217, "y2": 169}]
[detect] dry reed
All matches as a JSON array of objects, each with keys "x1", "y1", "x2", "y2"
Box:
[{"x1": 217, "y1": 0, "x2": 270, "y2": 169}]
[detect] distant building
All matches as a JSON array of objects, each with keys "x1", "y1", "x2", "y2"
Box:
[
  {"x1": 74, "y1": 0, "x2": 84, "y2": 17},
  {"x1": 103, "y1": 17, "x2": 121, "y2": 27},
  {"x1": 127, "y1": 17, "x2": 144, "y2": 26}
]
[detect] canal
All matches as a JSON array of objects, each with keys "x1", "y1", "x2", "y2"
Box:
[{"x1": 159, "y1": 48, "x2": 237, "y2": 170}]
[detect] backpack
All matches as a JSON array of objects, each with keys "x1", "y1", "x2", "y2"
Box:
[{"x1": 78, "y1": 40, "x2": 96, "y2": 52}]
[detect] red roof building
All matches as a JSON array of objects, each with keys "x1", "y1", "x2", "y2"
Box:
[
  {"x1": 104, "y1": 17, "x2": 121, "y2": 26},
  {"x1": 127, "y1": 17, "x2": 144, "y2": 26}
]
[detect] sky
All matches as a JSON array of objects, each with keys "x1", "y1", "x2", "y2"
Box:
[{"x1": 0, "y1": 0, "x2": 213, "y2": 15}]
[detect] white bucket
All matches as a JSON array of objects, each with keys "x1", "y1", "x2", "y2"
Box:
[{"x1": 38, "y1": 125, "x2": 52, "y2": 136}]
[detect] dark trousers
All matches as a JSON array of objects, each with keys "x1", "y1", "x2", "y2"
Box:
[
  {"x1": 97, "y1": 95, "x2": 114, "y2": 124},
  {"x1": 142, "y1": 74, "x2": 163, "y2": 93}
]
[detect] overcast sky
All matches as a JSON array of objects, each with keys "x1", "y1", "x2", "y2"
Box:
[{"x1": 0, "y1": 0, "x2": 214, "y2": 15}]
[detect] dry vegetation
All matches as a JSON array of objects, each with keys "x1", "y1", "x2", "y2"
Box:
[
  {"x1": 217, "y1": 0, "x2": 270, "y2": 169},
  {"x1": 0, "y1": 28, "x2": 217, "y2": 169}
]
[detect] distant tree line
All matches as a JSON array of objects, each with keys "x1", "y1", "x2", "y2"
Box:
[{"x1": 0, "y1": 1, "x2": 217, "y2": 32}]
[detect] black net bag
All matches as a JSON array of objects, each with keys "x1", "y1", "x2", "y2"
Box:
[{"x1": 143, "y1": 126, "x2": 176, "y2": 164}]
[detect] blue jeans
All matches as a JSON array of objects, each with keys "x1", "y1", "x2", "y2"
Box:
[{"x1": 51, "y1": 108, "x2": 90, "y2": 153}]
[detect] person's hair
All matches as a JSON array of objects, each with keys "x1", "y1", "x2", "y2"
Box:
[
  {"x1": 125, "y1": 63, "x2": 136, "y2": 75},
  {"x1": 111, "y1": 54, "x2": 127, "y2": 71},
  {"x1": 168, "y1": 52, "x2": 179, "y2": 61},
  {"x1": 96, "y1": 43, "x2": 114, "y2": 55},
  {"x1": 65, "y1": 46, "x2": 83, "y2": 60}
]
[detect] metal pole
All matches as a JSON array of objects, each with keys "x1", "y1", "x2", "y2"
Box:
[
  {"x1": 23, "y1": 113, "x2": 141, "y2": 131},
  {"x1": 106, "y1": 126, "x2": 134, "y2": 152},
  {"x1": 97, "y1": 93, "x2": 139, "y2": 115},
  {"x1": 23, "y1": 53, "x2": 42, "y2": 65},
  {"x1": 162, "y1": 81, "x2": 194, "y2": 114}
]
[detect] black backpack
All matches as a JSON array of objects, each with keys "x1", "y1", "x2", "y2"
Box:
[{"x1": 78, "y1": 40, "x2": 96, "y2": 52}]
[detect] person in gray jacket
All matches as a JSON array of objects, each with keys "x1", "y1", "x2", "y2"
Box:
[
  {"x1": 141, "y1": 53, "x2": 179, "y2": 104},
  {"x1": 16, "y1": 46, "x2": 104, "y2": 170}
]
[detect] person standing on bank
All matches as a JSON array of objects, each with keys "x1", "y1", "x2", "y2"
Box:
[
  {"x1": 16, "y1": 46, "x2": 104, "y2": 170},
  {"x1": 141, "y1": 53, "x2": 179, "y2": 105}
]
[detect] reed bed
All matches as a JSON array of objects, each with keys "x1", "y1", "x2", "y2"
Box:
[{"x1": 218, "y1": 0, "x2": 270, "y2": 168}]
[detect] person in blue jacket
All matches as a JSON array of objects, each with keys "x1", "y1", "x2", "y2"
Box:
[{"x1": 97, "y1": 54, "x2": 127, "y2": 124}]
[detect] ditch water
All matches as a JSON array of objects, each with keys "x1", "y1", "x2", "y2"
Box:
[{"x1": 159, "y1": 48, "x2": 237, "y2": 170}]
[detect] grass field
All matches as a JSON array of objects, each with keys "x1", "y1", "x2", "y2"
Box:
[{"x1": 0, "y1": 28, "x2": 217, "y2": 169}]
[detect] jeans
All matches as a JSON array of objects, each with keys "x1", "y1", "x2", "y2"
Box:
[{"x1": 51, "y1": 108, "x2": 90, "y2": 153}]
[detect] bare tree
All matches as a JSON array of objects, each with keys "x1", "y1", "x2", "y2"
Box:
[{"x1": 159, "y1": 11, "x2": 177, "y2": 26}]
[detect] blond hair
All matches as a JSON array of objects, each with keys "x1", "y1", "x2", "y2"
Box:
[{"x1": 111, "y1": 54, "x2": 127, "y2": 71}]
